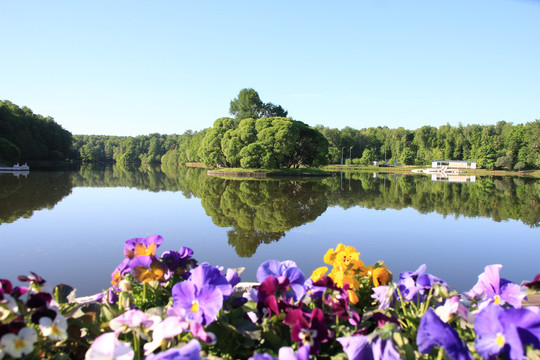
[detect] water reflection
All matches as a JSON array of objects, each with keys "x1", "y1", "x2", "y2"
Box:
[
  {"x1": 0, "y1": 171, "x2": 73, "y2": 225},
  {"x1": 198, "y1": 178, "x2": 329, "y2": 257},
  {"x1": 2, "y1": 166, "x2": 539, "y2": 242}
]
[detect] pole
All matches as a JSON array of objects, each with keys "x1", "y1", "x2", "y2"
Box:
[{"x1": 349, "y1": 146, "x2": 353, "y2": 165}]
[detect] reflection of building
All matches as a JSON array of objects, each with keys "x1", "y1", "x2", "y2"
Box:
[
  {"x1": 431, "y1": 174, "x2": 476, "y2": 183},
  {"x1": 431, "y1": 160, "x2": 477, "y2": 169}
]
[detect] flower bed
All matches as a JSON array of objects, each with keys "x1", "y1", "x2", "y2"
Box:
[{"x1": 1, "y1": 236, "x2": 539, "y2": 359}]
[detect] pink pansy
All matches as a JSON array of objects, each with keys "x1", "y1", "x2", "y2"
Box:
[
  {"x1": 85, "y1": 332, "x2": 134, "y2": 360},
  {"x1": 143, "y1": 316, "x2": 189, "y2": 355}
]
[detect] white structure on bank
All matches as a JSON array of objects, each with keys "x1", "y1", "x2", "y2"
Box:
[{"x1": 431, "y1": 160, "x2": 477, "y2": 169}]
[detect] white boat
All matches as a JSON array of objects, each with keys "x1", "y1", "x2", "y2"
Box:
[{"x1": 0, "y1": 163, "x2": 30, "y2": 172}]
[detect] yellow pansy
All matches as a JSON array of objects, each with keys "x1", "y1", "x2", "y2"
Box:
[
  {"x1": 372, "y1": 265, "x2": 392, "y2": 287},
  {"x1": 310, "y1": 266, "x2": 329, "y2": 282}
]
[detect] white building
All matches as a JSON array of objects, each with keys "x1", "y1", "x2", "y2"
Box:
[{"x1": 431, "y1": 160, "x2": 477, "y2": 169}]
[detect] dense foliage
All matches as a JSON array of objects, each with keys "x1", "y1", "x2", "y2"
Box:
[
  {"x1": 1, "y1": 236, "x2": 539, "y2": 359},
  {"x1": 198, "y1": 117, "x2": 329, "y2": 169},
  {"x1": 0, "y1": 100, "x2": 72, "y2": 164},
  {"x1": 72, "y1": 131, "x2": 208, "y2": 165},
  {"x1": 71, "y1": 120, "x2": 540, "y2": 170},
  {"x1": 229, "y1": 88, "x2": 288, "y2": 120},
  {"x1": 316, "y1": 120, "x2": 540, "y2": 170}
]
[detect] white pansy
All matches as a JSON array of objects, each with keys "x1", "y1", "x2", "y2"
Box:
[
  {"x1": 1, "y1": 327, "x2": 38, "y2": 358},
  {"x1": 40, "y1": 314, "x2": 68, "y2": 341}
]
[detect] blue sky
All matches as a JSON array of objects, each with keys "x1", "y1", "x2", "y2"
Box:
[{"x1": 1, "y1": 0, "x2": 539, "y2": 136}]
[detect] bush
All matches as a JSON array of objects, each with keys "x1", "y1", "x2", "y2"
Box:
[{"x1": 514, "y1": 161, "x2": 527, "y2": 171}]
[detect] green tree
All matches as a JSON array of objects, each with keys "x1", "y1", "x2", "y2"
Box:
[
  {"x1": 0, "y1": 138, "x2": 20, "y2": 164},
  {"x1": 229, "y1": 88, "x2": 288, "y2": 120}
]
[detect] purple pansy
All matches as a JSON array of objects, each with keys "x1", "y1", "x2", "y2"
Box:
[
  {"x1": 189, "y1": 263, "x2": 233, "y2": 298},
  {"x1": 124, "y1": 234, "x2": 163, "y2": 259},
  {"x1": 226, "y1": 268, "x2": 241, "y2": 287},
  {"x1": 144, "y1": 316, "x2": 189, "y2": 355},
  {"x1": 109, "y1": 309, "x2": 156, "y2": 334},
  {"x1": 283, "y1": 308, "x2": 330, "y2": 354},
  {"x1": 129, "y1": 255, "x2": 167, "y2": 283},
  {"x1": 398, "y1": 264, "x2": 446, "y2": 302},
  {"x1": 338, "y1": 335, "x2": 400, "y2": 360},
  {"x1": 85, "y1": 332, "x2": 134, "y2": 359},
  {"x1": 171, "y1": 281, "x2": 223, "y2": 325},
  {"x1": 257, "y1": 260, "x2": 306, "y2": 301},
  {"x1": 161, "y1": 246, "x2": 194, "y2": 274},
  {"x1": 145, "y1": 339, "x2": 201, "y2": 360},
  {"x1": 249, "y1": 345, "x2": 310, "y2": 360},
  {"x1": 475, "y1": 303, "x2": 540, "y2": 359},
  {"x1": 111, "y1": 258, "x2": 130, "y2": 286},
  {"x1": 417, "y1": 308, "x2": 473, "y2": 360},
  {"x1": 465, "y1": 264, "x2": 525, "y2": 309},
  {"x1": 257, "y1": 275, "x2": 292, "y2": 317}
]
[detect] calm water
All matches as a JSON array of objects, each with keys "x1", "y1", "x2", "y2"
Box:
[{"x1": 1, "y1": 165, "x2": 538, "y2": 296}]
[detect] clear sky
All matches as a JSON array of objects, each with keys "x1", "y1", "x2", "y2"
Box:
[{"x1": 1, "y1": 0, "x2": 539, "y2": 136}]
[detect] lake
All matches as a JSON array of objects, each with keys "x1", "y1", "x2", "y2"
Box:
[{"x1": 0, "y1": 165, "x2": 538, "y2": 297}]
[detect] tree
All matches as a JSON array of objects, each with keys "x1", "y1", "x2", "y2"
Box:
[
  {"x1": 198, "y1": 116, "x2": 328, "y2": 169},
  {"x1": 229, "y1": 88, "x2": 288, "y2": 120},
  {"x1": 0, "y1": 138, "x2": 20, "y2": 164}
]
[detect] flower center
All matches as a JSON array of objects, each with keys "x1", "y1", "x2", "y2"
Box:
[
  {"x1": 191, "y1": 300, "x2": 200, "y2": 313},
  {"x1": 494, "y1": 295, "x2": 502, "y2": 305},
  {"x1": 15, "y1": 339, "x2": 25, "y2": 350},
  {"x1": 496, "y1": 333, "x2": 505, "y2": 347},
  {"x1": 299, "y1": 329, "x2": 318, "y2": 346}
]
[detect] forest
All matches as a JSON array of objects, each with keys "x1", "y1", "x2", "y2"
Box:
[
  {"x1": 70, "y1": 119, "x2": 540, "y2": 170},
  {"x1": 2, "y1": 93, "x2": 540, "y2": 170},
  {"x1": 0, "y1": 100, "x2": 72, "y2": 164}
]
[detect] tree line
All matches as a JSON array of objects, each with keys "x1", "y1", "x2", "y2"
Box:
[
  {"x1": 2, "y1": 93, "x2": 540, "y2": 170},
  {"x1": 0, "y1": 100, "x2": 72, "y2": 164},
  {"x1": 71, "y1": 119, "x2": 540, "y2": 170},
  {"x1": 316, "y1": 120, "x2": 540, "y2": 170}
]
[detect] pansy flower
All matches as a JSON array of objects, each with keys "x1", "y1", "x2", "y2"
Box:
[
  {"x1": 109, "y1": 309, "x2": 158, "y2": 337},
  {"x1": 257, "y1": 275, "x2": 293, "y2": 317},
  {"x1": 249, "y1": 345, "x2": 310, "y2": 360},
  {"x1": 189, "y1": 263, "x2": 233, "y2": 299},
  {"x1": 129, "y1": 255, "x2": 167, "y2": 283},
  {"x1": 416, "y1": 308, "x2": 473, "y2": 360},
  {"x1": 161, "y1": 246, "x2": 195, "y2": 275},
  {"x1": 474, "y1": 303, "x2": 540, "y2": 359},
  {"x1": 465, "y1": 264, "x2": 525, "y2": 309},
  {"x1": 39, "y1": 314, "x2": 68, "y2": 341},
  {"x1": 124, "y1": 235, "x2": 163, "y2": 260},
  {"x1": 171, "y1": 281, "x2": 223, "y2": 325},
  {"x1": 338, "y1": 334, "x2": 401, "y2": 360},
  {"x1": 283, "y1": 308, "x2": 331, "y2": 354},
  {"x1": 85, "y1": 332, "x2": 134, "y2": 359},
  {"x1": 145, "y1": 339, "x2": 201, "y2": 360},
  {"x1": 397, "y1": 264, "x2": 445, "y2": 302},
  {"x1": 257, "y1": 260, "x2": 306, "y2": 301},
  {"x1": 1, "y1": 327, "x2": 38, "y2": 358},
  {"x1": 111, "y1": 258, "x2": 130, "y2": 286},
  {"x1": 144, "y1": 316, "x2": 189, "y2": 355}
]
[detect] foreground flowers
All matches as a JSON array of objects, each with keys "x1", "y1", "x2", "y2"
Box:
[{"x1": 1, "y1": 236, "x2": 539, "y2": 359}]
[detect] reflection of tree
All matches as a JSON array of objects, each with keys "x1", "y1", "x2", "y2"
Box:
[
  {"x1": 0, "y1": 172, "x2": 73, "y2": 225},
  {"x1": 72, "y1": 164, "x2": 208, "y2": 198},
  {"x1": 324, "y1": 172, "x2": 540, "y2": 227},
  {"x1": 198, "y1": 178, "x2": 330, "y2": 257}
]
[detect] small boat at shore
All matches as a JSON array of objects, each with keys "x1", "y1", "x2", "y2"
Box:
[{"x1": 0, "y1": 163, "x2": 30, "y2": 172}]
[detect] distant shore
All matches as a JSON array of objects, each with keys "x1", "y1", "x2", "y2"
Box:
[{"x1": 184, "y1": 162, "x2": 540, "y2": 179}]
